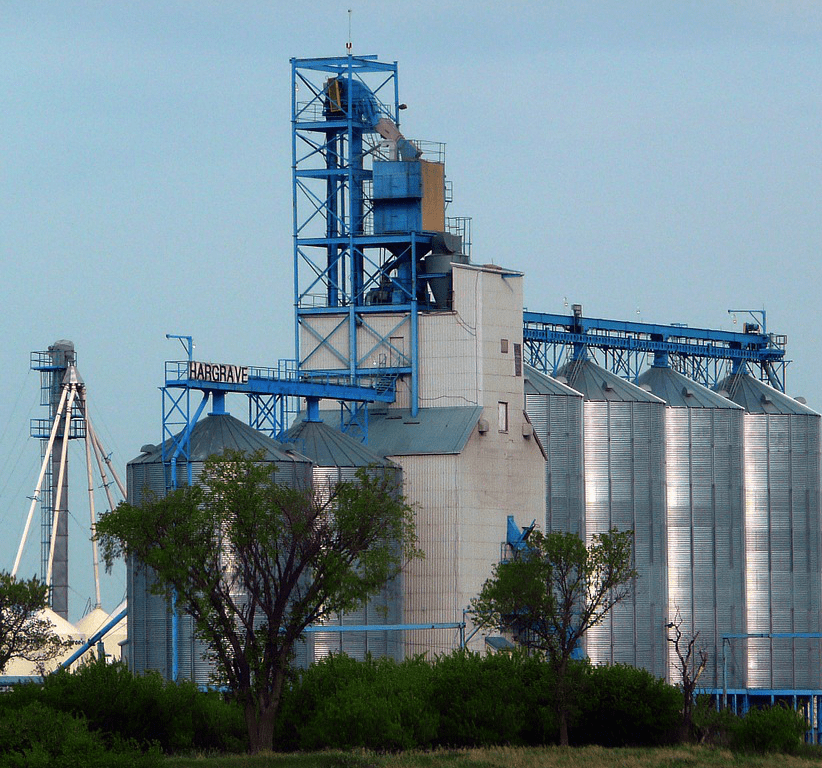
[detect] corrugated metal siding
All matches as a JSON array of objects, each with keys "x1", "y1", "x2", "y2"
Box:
[
  {"x1": 665, "y1": 407, "x2": 745, "y2": 688},
  {"x1": 744, "y1": 413, "x2": 822, "y2": 689},
  {"x1": 307, "y1": 464, "x2": 403, "y2": 663},
  {"x1": 525, "y1": 389, "x2": 584, "y2": 536},
  {"x1": 582, "y1": 400, "x2": 667, "y2": 678}
]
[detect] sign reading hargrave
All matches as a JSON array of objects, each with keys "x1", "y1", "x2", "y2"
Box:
[{"x1": 188, "y1": 361, "x2": 249, "y2": 385}]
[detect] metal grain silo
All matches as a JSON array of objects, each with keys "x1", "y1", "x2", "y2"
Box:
[
  {"x1": 126, "y1": 412, "x2": 313, "y2": 684},
  {"x1": 282, "y1": 417, "x2": 403, "y2": 663},
  {"x1": 524, "y1": 365, "x2": 584, "y2": 536},
  {"x1": 637, "y1": 364, "x2": 745, "y2": 689},
  {"x1": 557, "y1": 357, "x2": 667, "y2": 678},
  {"x1": 716, "y1": 372, "x2": 822, "y2": 690}
]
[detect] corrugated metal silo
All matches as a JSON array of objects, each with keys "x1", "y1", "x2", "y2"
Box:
[
  {"x1": 282, "y1": 417, "x2": 403, "y2": 663},
  {"x1": 126, "y1": 413, "x2": 313, "y2": 684},
  {"x1": 637, "y1": 365, "x2": 745, "y2": 688},
  {"x1": 524, "y1": 365, "x2": 584, "y2": 536},
  {"x1": 557, "y1": 357, "x2": 667, "y2": 678},
  {"x1": 716, "y1": 372, "x2": 822, "y2": 689}
]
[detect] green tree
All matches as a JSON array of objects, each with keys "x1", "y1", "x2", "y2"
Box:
[
  {"x1": 0, "y1": 571, "x2": 72, "y2": 674},
  {"x1": 95, "y1": 449, "x2": 419, "y2": 754},
  {"x1": 470, "y1": 528, "x2": 637, "y2": 746}
]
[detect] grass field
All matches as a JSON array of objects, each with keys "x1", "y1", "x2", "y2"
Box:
[{"x1": 166, "y1": 744, "x2": 822, "y2": 768}]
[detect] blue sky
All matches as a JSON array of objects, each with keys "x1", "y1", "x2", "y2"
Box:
[{"x1": 2, "y1": 1, "x2": 821, "y2": 619}]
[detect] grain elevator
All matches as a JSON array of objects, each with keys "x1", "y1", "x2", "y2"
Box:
[{"x1": 124, "y1": 54, "x2": 820, "y2": 723}]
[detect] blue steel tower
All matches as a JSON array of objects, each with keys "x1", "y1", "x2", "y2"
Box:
[{"x1": 291, "y1": 55, "x2": 466, "y2": 432}]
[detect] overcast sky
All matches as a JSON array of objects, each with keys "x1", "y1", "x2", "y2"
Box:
[{"x1": 2, "y1": 1, "x2": 821, "y2": 619}]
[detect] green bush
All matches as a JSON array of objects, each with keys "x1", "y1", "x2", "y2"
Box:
[
  {"x1": 574, "y1": 663, "x2": 680, "y2": 746},
  {"x1": 428, "y1": 649, "x2": 558, "y2": 747},
  {"x1": 692, "y1": 696, "x2": 737, "y2": 746},
  {"x1": 732, "y1": 704, "x2": 807, "y2": 753},
  {"x1": 275, "y1": 653, "x2": 367, "y2": 749},
  {"x1": 0, "y1": 701, "x2": 160, "y2": 768},
  {"x1": 2, "y1": 660, "x2": 246, "y2": 754},
  {"x1": 278, "y1": 654, "x2": 438, "y2": 751}
]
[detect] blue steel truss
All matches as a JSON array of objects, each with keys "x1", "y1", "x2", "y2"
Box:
[
  {"x1": 160, "y1": 355, "x2": 396, "y2": 490},
  {"x1": 523, "y1": 310, "x2": 789, "y2": 391},
  {"x1": 292, "y1": 55, "x2": 442, "y2": 417}
]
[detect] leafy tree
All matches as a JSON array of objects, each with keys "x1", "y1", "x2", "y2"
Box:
[
  {"x1": 0, "y1": 572, "x2": 72, "y2": 674},
  {"x1": 95, "y1": 450, "x2": 419, "y2": 753},
  {"x1": 470, "y1": 528, "x2": 637, "y2": 746}
]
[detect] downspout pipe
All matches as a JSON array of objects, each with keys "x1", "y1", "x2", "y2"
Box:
[{"x1": 305, "y1": 397, "x2": 321, "y2": 422}]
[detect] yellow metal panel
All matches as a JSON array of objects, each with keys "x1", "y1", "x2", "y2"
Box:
[
  {"x1": 326, "y1": 78, "x2": 343, "y2": 113},
  {"x1": 420, "y1": 160, "x2": 445, "y2": 231}
]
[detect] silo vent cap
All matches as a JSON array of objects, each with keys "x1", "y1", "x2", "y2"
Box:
[{"x1": 140, "y1": 444, "x2": 157, "y2": 454}]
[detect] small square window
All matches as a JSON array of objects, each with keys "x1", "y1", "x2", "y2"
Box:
[
  {"x1": 500, "y1": 339, "x2": 509, "y2": 353},
  {"x1": 498, "y1": 401, "x2": 508, "y2": 433}
]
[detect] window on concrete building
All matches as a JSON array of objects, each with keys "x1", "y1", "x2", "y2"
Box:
[
  {"x1": 498, "y1": 401, "x2": 508, "y2": 433},
  {"x1": 514, "y1": 343, "x2": 522, "y2": 376},
  {"x1": 500, "y1": 338, "x2": 509, "y2": 353}
]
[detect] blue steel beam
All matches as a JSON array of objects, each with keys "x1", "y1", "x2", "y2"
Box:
[
  {"x1": 524, "y1": 327, "x2": 782, "y2": 362},
  {"x1": 302, "y1": 622, "x2": 463, "y2": 633},
  {"x1": 524, "y1": 310, "x2": 782, "y2": 355},
  {"x1": 164, "y1": 362, "x2": 396, "y2": 403}
]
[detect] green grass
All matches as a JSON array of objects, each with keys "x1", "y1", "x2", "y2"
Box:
[{"x1": 165, "y1": 745, "x2": 822, "y2": 768}]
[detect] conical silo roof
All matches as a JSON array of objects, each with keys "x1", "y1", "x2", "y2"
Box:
[
  {"x1": 715, "y1": 373, "x2": 819, "y2": 416},
  {"x1": 75, "y1": 606, "x2": 112, "y2": 636},
  {"x1": 524, "y1": 364, "x2": 584, "y2": 398},
  {"x1": 130, "y1": 413, "x2": 312, "y2": 465},
  {"x1": 283, "y1": 419, "x2": 394, "y2": 468},
  {"x1": 637, "y1": 366, "x2": 743, "y2": 410},
  {"x1": 555, "y1": 357, "x2": 663, "y2": 404}
]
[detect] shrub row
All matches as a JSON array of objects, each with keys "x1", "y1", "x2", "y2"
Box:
[
  {"x1": 0, "y1": 701, "x2": 162, "y2": 768},
  {"x1": 274, "y1": 651, "x2": 682, "y2": 750},
  {"x1": 0, "y1": 652, "x2": 809, "y2": 758},
  {"x1": 0, "y1": 660, "x2": 246, "y2": 756}
]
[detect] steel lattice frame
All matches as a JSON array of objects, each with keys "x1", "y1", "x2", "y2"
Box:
[
  {"x1": 291, "y1": 55, "x2": 429, "y2": 415},
  {"x1": 523, "y1": 311, "x2": 789, "y2": 391}
]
